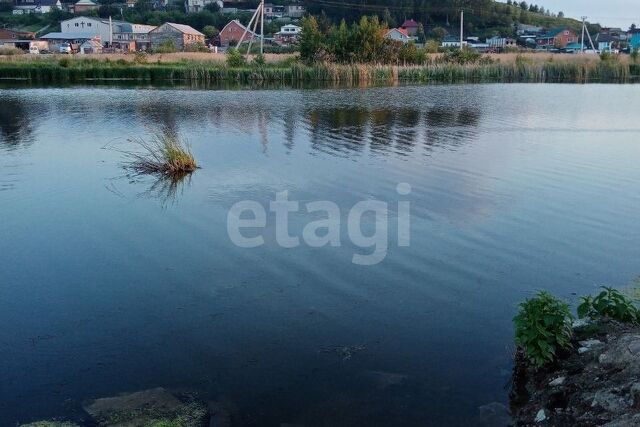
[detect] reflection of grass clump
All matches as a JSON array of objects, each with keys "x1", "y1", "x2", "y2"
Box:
[{"x1": 126, "y1": 132, "x2": 197, "y2": 177}]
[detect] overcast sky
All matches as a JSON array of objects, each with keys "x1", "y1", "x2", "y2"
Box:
[{"x1": 502, "y1": 1, "x2": 640, "y2": 29}]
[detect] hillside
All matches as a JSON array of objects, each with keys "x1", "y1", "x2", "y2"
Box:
[{"x1": 301, "y1": 0, "x2": 599, "y2": 39}]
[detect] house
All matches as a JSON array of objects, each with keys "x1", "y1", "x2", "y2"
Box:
[
  {"x1": 72, "y1": 0, "x2": 99, "y2": 13},
  {"x1": 594, "y1": 32, "x2": 618, "y2": 52},
  {"x1": 284, "y1": 2, "x2": 304, "y2": 19},
  {"x1": 400, "y1": 19, "x2": 420, "y2": 37},
  {"x1": 274, "y1": 24, "x2": 301, "y2": 44},
  {"x1": 61, "y1": 17, "x2": 125, "y2": 46},
  {"x1": 466, "y1": 37, "x2": 490, "y2": 52},
  {"x1": 264, "y1": 3, "x2": 284, "y2": 19},
  {"x1": 184, "y1": 0, "x2": 219, "y2": 13},
  {"x1": 218, "y1": 19, "x2": 256, "y2": 47},
  {"x1": 516, "y1": 23, "x2": 543, "y2": 36},
  {"x1": 0, "y1": 28, "x2": 35, "y2": 40},
  {"x1": 441, "y1": 35, "x2": 465, "y2": 48},
  {"x1": 536, "y1": 27, "x2": 578, "y2": 49},
  {"x1": 384, "y1": 28, "x2": 410, "y2": 44},
  {"x1": 112, "y1": 23, "x2": 156, "y2": 52},
  {"x1": 628, "y1": 29, "x2": 640, "y2": 51},
  {"x1": 12, "y1": 0, "x2": 62, "y2": 14},
  {"x1": 149, "y1": 22, "x2": 205, "y2": 51},
  {"x1": 486, "y1": 36, "x2": 516, "y2": 50}
]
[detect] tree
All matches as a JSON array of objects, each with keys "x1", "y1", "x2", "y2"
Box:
[
  {"x1": 202, "y1": 25, "x2": 219, "y2": 39},
  {"x1": 299, "y1": 15, "x2": 324, "y2": 62}
]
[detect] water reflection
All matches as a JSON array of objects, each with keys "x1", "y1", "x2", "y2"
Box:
[
  {"x1": 303, "y1": 106, "x2": 481, "y2": 158},
  {"x1": 0, "y1": 97, "x2": 35, "y2": 148}
]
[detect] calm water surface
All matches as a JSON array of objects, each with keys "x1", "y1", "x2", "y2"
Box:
[{"x1": 1, "y1": 85, "x2": 639, "y2": 426}]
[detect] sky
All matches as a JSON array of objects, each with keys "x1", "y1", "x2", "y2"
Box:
[{"x1": 503, "y1": 1, "x2": 640, "y2": 29}]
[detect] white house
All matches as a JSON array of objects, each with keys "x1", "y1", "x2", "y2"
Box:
[
  {"x1": 385, "y1": 28, "x2": 411, "y2": 44},
  {"x1": 274, "y1": 24, "x2": 302, "y2": 44},
  {"x1": 13, "y1": 0, "x2": 62, "y2": 14},
  {"x1": 184, "y1": 0, "x2": 221, "y2": 13}
]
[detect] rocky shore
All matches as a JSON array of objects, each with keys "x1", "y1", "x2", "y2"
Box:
[{"x1": 511, "y1": 319, "x2": 640, "y2": 426}]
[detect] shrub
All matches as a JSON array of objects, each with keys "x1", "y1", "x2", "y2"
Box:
[
  {"x1": 514, "y1": 291, "x2": 573, "y2": 367},
  {"x1": 0, "y1": 47, "x2": 24, "y2": 56},
  {"x1": 424, "y1": 39, "x2": 440, "y2": 53},
  {"x1": 578, "y1": 287, "x2": 640, "y2": 323},
  {"x1": 630, "y1": 47, "x2": 639, "y2": 64},
  {"x1": 251, "y1": 53, "x2": 266, "y2": 67},
  {"x1": 58, "y1": 57, "x2": 70, "y2": 68},
  {"x1": 226, "y1": 48, "x2": 246, "y2": 67},
  {"x1": 185, "y1": 42, "x2": 209, "y2": 53},
  {"x1": 155, "y1": 39, "x2": 177, "y2": 54}
]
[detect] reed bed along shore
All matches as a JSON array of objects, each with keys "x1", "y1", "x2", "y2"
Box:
[{"x1": 0, "y1": 55, "x2": 638, "y2": 85}]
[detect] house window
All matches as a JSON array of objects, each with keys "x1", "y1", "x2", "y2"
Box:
[
  {"x1": 564, "y1": 31, "x2": 569, "y2": 35},
  {"x1": 87, "y1": 23, "x2": 91, "y2": 27},
  {"x1": 75, "y1": 23, "x2": 79, "y2": 27}
]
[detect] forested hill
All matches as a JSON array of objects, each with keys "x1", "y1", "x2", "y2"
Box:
[{"x1": 301, "y1": 0, "x2": 596, "y2": 38}]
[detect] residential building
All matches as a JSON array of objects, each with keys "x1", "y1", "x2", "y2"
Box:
[
  {"x1": 184, "y1": 0, "x2": 220, "y2": 13},
  {"x1": 112, "y1": 23, "x2": 156, "y2": 52},
  {"x1": 384, "y1": 28, "x2": 411, "y2": 44},
  {"x1": 264, "y1": 3, "x2": 284, "y2": 19},
  {"x1": 628, "y1": 29, "x2": 640, "y2": 51},
  {"x1": 486, "y1": 36, "x2": 516, "y2": 49},
  {"x1": 149, "y1": 22, "x2": 205, "y2": 51},
  {"x1": 516, "y1": 23, "x2": 543, "y2": 36},
  {"x1": 12, "y1": 0, "x2": 62, "y2": 14},
  {"x1": 594, "y1": 32, "x2": 618, "y2": 52},
  {"x1": 284, "y1": 2, "x2": 304, "y2": 19},
  {"x1": 218, "y1": 19, "x2": 256, "y2": 47},
  {"x1": 73, "y1": 0, "x2": 99, "y2": 13},
  {"x1": 536, "y1": 27, "x2": 578, "y2": 49},
  {"x1": 274, "y1": 24, "x2": 301, "y2": 44},
  {"x1": 400, "y1": 19, "x2": 420, "y2": 37}
]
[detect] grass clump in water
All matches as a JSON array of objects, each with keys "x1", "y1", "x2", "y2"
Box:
[{"x1": 126, "y1": 131, "x2": 197, "y2": 177}]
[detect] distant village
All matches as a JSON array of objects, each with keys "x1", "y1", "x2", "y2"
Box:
[{"x1": 1, "y1": 0, "x2": 639, "y2": 55}]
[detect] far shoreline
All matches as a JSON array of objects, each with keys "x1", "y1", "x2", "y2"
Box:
[{"x1": 0, "y1": 52, "x2": 638, "y2": 86}]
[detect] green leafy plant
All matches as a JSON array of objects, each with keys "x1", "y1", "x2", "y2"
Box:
[
  {"x1": 577, "y1": 286, "x2": 639, "y2": 323},
  {"x1": 226, "y1": 48, "x2": 246, "y2": 68},
  {"x1": 514, "y1": 291, "x2": 573, "y2": 367}
]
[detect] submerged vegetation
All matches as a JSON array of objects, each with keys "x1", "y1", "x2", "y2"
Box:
[{"x1": 124, "y1": 131, "x2": 197, "y2": 177}]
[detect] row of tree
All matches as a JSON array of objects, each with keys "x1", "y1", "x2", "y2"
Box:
[{"x1": 300, "y1": 15, "x2": 427, "y2": 64}]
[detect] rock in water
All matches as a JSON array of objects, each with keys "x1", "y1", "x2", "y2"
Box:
[
  {"x1": 477, "y1": 401, "x2": 511, "y2": 427},
  {"x1": 534, "y1": 409, "x2": 546, "y2": 423},
  {"x1": 83, "y1": 387, "x2": 208, "y2": 426}
]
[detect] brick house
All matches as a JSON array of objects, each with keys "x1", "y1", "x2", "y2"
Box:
[
  {"x1": 218, "y1": 19, "x2": 256, "y2": 47},
  {"x1": 149, "y1": 22, "x2": 205, "y2": 51},
  {"x1": 400, "y1": 19, "x2": 420, "y2": 37},
  {"x1": 537, "y1": 27, "x2": 578, "y2": 49}
]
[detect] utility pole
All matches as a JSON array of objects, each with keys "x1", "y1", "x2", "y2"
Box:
[
  {"x1": 260, "y1": 0, "x2": 264, "y2": 55},
  {"x1": 460, "y1": 10, "x2": 464, "y2": 51},
  {"x1": 581, "y1": 16, "x2": 587, "y2": 53}
]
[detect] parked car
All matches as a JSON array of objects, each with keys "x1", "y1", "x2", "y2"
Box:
[
  {"x1": 59, "y1": 43, "x2": 72, "y2": 54},
  {"x1": 29, "y1": 45, "x2": 40, "y2": 54}
]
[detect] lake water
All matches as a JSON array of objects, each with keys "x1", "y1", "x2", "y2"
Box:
[{"x1": 1, "y1": 84, "x2": 639, "y2": 426}]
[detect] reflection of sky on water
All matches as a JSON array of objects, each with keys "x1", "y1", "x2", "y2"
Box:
[{"x1": 1, "y1": 85, "x2": 640, "y2": 426}]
